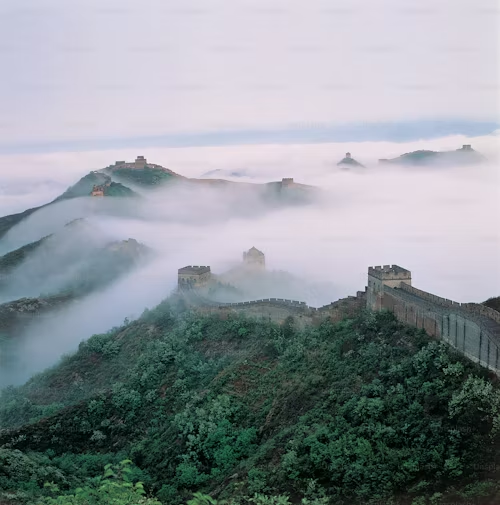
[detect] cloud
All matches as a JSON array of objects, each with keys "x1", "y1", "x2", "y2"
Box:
[{"x1": 0, "y1": 132, "x2": 499, "y2": 386}]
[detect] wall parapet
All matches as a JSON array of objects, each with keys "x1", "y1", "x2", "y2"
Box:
[{"x1": 398, "y1": 283, "x2": 500, "y2": 325}]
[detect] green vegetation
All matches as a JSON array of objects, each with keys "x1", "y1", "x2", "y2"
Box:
[
  {"x1": 55, "y1": 173, "x2": 110, "y2": 201},
  {"x1": 0, "y1": 240, "x2": 150, "y2": 338},
  {"x1": 484, "y1": 296, "x2": 500, "y2": 312},
  {"x1": 1, "y1": 303, "x2": 500, "y2": 505},
  {"x1": 54, "y1": 172, "x2": 136, "y2": 201},
  {"x1": 103, "y1": 182, "x2": 137, "y2": 197},
  {"x1": 112, "y1": 167, "x2": 176, "y2": 186}
]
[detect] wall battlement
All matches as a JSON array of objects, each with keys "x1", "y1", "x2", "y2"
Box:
[
  {"x1": 368, "y1": 265, "x2": 411, "y2": 280},
  {"x1": 174, "y1": 260, "x2": 500, "y2": 375},
  {"x1": 399, "y1": 283, "x2": 500, "y2": 325},
  {"x1": 369, "y1": 267, "x2": 500, "y2": 374}
]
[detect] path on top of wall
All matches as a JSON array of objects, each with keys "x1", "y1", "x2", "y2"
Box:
[{"x1": 381, "y1": 284, "x2": 500, "y2": 374}]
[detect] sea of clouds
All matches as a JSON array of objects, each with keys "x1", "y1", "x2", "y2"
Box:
[{"x1": 0, "y1": 132, "x2": 499, "y2": 386}]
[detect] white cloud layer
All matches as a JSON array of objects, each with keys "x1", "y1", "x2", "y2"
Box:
[{"x1": 0, "y1": 133, "x2": 499, "y2": 385}]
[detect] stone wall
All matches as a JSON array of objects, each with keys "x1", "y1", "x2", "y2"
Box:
[
  {"x1": 179, "y1": 289, "x2": 367, "y2": 328},
  {"x1": 380, "y1": 284, "x2": 500, "y2": 374}
]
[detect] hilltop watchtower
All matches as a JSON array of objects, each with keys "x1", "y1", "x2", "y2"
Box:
[
  {"x1": 367, "y1": 265, "x2": 411, "y2": 310},
  {"x1": 134, "y1": 156, "x2": 147, "y2": 169},
  {"x1": 178, "y1": 266, "x2": 211, "y2": 289},
  {"x1": 281, "y1": 178, "x2": 294, "y2": 186},
  {"x1": 243, "y1": 247, "x2": 265, "y2": 269},
  {"x1": 91, "y1": 185, "x2": 105, "y2": 197},
  {"x1": 345, "y1": 152, "x2": 351, "y2": 159}
]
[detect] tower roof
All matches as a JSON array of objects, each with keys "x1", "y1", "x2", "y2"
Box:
[
  {"x1": 246, "y1": 246, "x2": 264, "y2": 256},
  {"x1": 178, "y1": 265, "x2": 211, "y2": 275}
]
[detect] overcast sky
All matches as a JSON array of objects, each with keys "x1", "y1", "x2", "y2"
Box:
[{"x1": 0, "y1": 0, "x2": 498, "y2": 148}]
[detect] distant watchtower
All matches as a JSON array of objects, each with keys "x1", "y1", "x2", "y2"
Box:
[
  {"x1": 281, "y1": 178, "x2": 294, "y2": 187},
  {"x1": 134, "y1": 156, "x2": 147, "y2": 169},
  {"x1": 243, "y1": 247, "x2": 265, "y2": 269},
  {"x1": 345, "y1": 152, "x2": 351, "y2": 159},
  {"x1": 91, "y1": 185, "x2": 105, "y2": 197},
  {"x1": 367, "y1": 265, "x2": 412, "y2": 310},
  {"x1": 178, "y1": 266, "x2": 211, "y2": 289},
  {"x1": 461, "y1": 144, "x2": 472, "y2": 151}
]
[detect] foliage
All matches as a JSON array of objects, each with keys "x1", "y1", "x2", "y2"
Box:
[
  {"x1": 1, "y1": 306, "x2": 500, "y2": 504},
  {"x1": 40, "y1": 460, "x2": 161, "y2": 505},
  {"x1": 112, "y1": 168, "x2": 175, "y2": 186}
]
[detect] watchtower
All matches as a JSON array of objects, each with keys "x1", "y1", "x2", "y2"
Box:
[
  {"x1": 367, "y1": 265, "x2": 412, "y2": 310},
  {"x1": 178, "y1": 266, "x2": 211, "y2": 289},
  {"x1": 134, "y1": 155, "x2": 147, "y2": 168},
  {"x1": 281, "y1": 178, "x2": 294, "y2": 187},
  {"x1": 91, "y1": 185, "x2": 105, "y2": 197},
  {"x1": 345, "y1": 152, "x2": 351, "y2": 158},
  {"x1": 461, "y1": 145, "x2": 472, "y2": 151},
  {"x1": 243, "y1": 247, "x2": 265, "y2": 269}
]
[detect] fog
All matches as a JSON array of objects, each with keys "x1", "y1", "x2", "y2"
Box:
[{"x1": 0, "y1": 133, "x2": 499, "y2": 386}]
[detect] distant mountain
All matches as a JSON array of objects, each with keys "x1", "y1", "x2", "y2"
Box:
[
  {"x1": 0, "y1": 234, "x2": 151, "y2": 338},
  {"x1": 0, "y1": 173, "x2": 137, "y2": 241},
  {"x1": 0, "y1": 204, "x2": 49, "y2": 242},
  {"x1": 102, "y1": 156, "x2": 183, "y2": 186},
  {"x1": 0, "y1": 235, "x2": 48, "y2": 277},
  {"x1": 337, "y1": 152, "x2": 365, "y2": 169},
  {"x1": 0, "y1": 155, "x2": 319, "y2": 242},
  {"x1": 378, "y1": 144, "x2": 487, "y2": 167},
  {"x1": 54, "y1": 172, "x2": 137, "y2": 201}
]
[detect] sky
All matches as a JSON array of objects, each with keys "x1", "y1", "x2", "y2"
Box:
[{"x1": 0, "y1": 0, "x2": 499, "y2": 150}]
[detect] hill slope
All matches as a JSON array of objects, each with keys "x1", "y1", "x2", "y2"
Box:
[
  {"x1": 0, "y1": 173, "x2": 137, "y2": 241},
  {"x1": 0, "y1": 237, "x2": 151, "y2": 339},
  {"x1": 378, "y1": 145, "x2": 487, "y2": 167},
  {"x1": 1, "y1": 304, "x2": 500, "y2": 505},
  {"x1": 484, "y1": 296, "x2": 500, "y2": 312}
]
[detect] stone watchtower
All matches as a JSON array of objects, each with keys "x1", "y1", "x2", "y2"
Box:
[
  {"x1": 243, "y1": 247, "x2": 265, "y2": 269},
  {"x1": 178, "y1": 266, "x2": 211, "y2": 289},
  {"x1": 91, "y1": 185, "x2": 105, "y2": 197},
  {"x1": 134, "y1": 156, "x2": 147, "y2": 169},
  {"x1": 367, "y1": 265, "x2": 411, "y2": 310}
]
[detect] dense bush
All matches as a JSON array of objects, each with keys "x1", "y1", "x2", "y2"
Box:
[{"x1": 1, "y1": 306, "x2": 500, "y2": 504}]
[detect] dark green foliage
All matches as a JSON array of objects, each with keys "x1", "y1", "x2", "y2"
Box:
[
  {"x1": 54, "y1": 173, "x2": 110, "y2": 201},
  {"x1": 1, "y1": 306, "x2": 500, "y2": 504},
  {"x1": 102, "y1": 182, "x2": 137, "y2": 197},
  {"x1": 112, "y1": 168, "x2": 175, "y2": 186},
  {"x1": 483, "y1": 296, "x2": 500, "y2": 312}
]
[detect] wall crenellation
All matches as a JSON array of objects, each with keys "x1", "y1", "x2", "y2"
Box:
[
  {"x1": 369, "y1": 267, "x2": 500, "y2": 374},
  {"x1": 175, "y1": 256, "x2": 500, "y2": 374}
]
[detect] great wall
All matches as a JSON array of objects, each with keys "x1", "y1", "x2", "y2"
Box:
[{"x1": 178, "y1": 251, "x2": 500, "y2": 375}]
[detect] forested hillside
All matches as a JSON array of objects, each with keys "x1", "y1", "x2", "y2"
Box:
[{"x1": 1, "y1": 298, "x2": 500, "y2": 505}]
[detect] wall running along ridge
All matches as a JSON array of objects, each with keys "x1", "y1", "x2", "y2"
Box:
[
  {"x1": 178, "y1": 265, "x2": 500, "y2": 375},
  {"x1": 374, "y1": 281, "x2": 500, "y2": 374}
]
